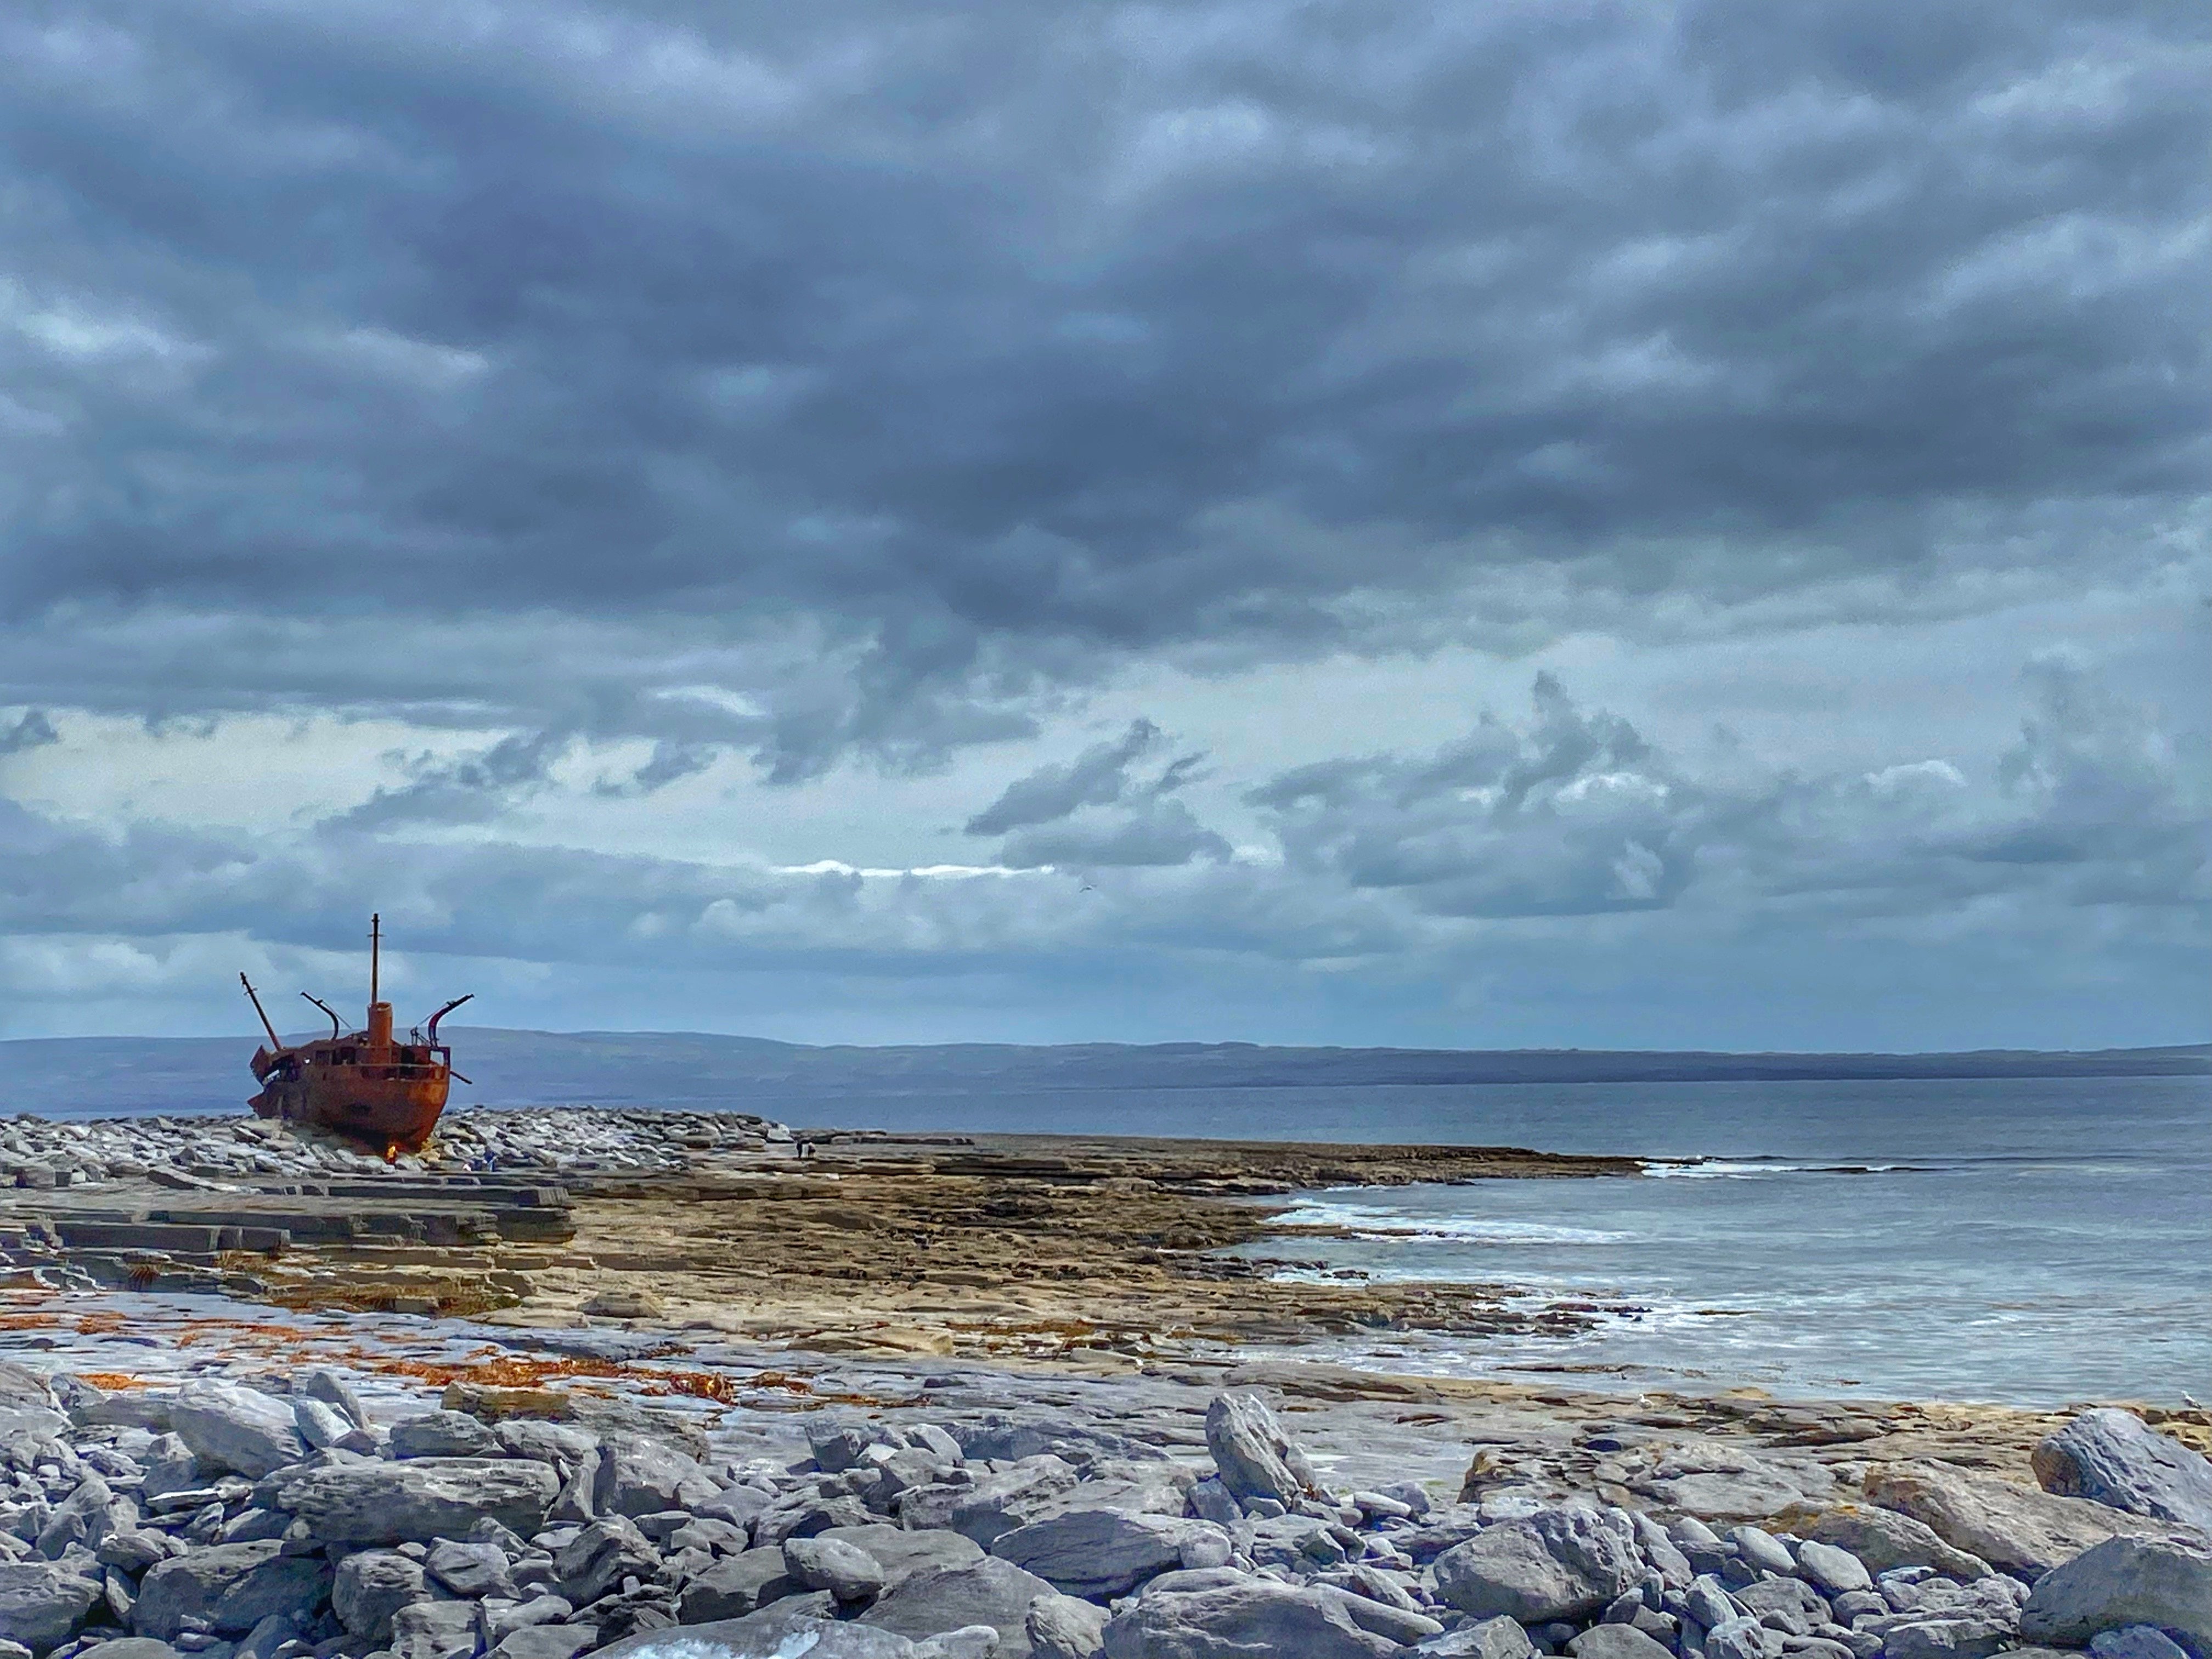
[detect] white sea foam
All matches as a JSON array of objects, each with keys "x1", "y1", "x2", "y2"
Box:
[
  {"x1": 1273, "y1": 1200, "x2": 1630, "y2": 1245},
  {"x1": 1639, "y1": 1159, "x2": 1918, "y2": 1178}
]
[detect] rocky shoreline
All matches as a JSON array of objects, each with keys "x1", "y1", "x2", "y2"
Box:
[
  {"x1": 1, "y1": 1106, "x2": 2207, "y2": 1659},
  {"x1": 0, "y1": 1353, "x2": 2207, "y2": 1659}
]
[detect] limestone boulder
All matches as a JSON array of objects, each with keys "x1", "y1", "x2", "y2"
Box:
[
  {"x1": 1026, "y1": 1592, "x2": 1109, "y2": 1659},
  {"x1": 600, "y1": 1607, "x2": 916, "y2": 1659},
  {"x1": 167, "y1": 1381, "x2": 305, "y2": 1480},
  {"x1": 1434, "y1": 1506, "x2": 1642, "y2": 1624},
  {"x1": 1203, "y1": 1393, "x2": 1321, "y2": 1508},
  {"x1": 673, "y1": 1548, "x2": 797, "y2": 1624},
  {"x1": 992, "y1": 1509, "x2": 1223, "y2": 1600},
  {"x1": 0, "y1": 1560, "x2": 103, "y2": 1652},
  {"x1": 2034, "y1": 1413, "x2": 2212, "y2": 1536},
  {"x1": 593, "y1": 1432, "x2": 718, "y2": 1517},
  {"x1": 1421, "y1": 1615, "x2": 1541, "y2": 1659},
  {"x1": 132, "y1": 1541, "x2": 330, "y2": 1641},
  {"x1": 785, "y1": 1534, "x2": 886, "y2": 1604},
  {"x1": 264, "y1": 1456, "x2": 558, "y2": 1544},
  {"x1": 817, "y1": 1526, "x2": 984, "y2": 1593},
  {"x1": 1568, "y1": 1626, "x2": 1675, "y2": 1659},
  {"x1": 331, "y1": 1550, "x2": 426, "y2": 1643},
  {"x1": 1770, "y1": 1503, "x2": 1992, "y2": 1580},
  {"x1": 863, "y1": 1558, "x2": 1060, "y2": 1657},
  {"x1": 388, "y1": 1412, "x2": 494, "y2": 1460},
  {"x1": 1101, "y1": 1579, "x2": 1401, "y2": 1659},
  {"x1": 2019, "y1": 1536, "x2": 2212, "y2": 1653},
  {"x1": 1866, "y1": 1461, "x2": 2170, "y2": 1577}
]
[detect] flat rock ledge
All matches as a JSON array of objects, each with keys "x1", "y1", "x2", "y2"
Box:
[{"x1": 2, "y1": 1355, "x2": 2207, "y2": 1659}]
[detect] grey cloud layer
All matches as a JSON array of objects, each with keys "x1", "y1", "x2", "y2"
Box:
[
  {"x1": 4, "y1": 664, "x2": 2199, "y2": 996},
  {"x1": 2, "y1": 0, "x2": 2204, "y2": 776}
]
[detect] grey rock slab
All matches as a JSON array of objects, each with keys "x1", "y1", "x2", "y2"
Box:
[
  {"x1": 1025, "y1": 1593, "x2": 1107, "y2": 1659},
  {"x1": 552, "y1": 1517, "x2": 659, "y2": 1609},
  {"x1": 333, "y1": 1552, "x2": 428, "y2": 1643},
  {"x1": 673, "y1": 1550, "x2": 795, "y2": 1624},
  {"x1": 2019, "y1": 1536, "x2": 2212, "y2": 1653},
  {"x1": 2089, "y1": 1625, "x2": 2193, "y2": 1659},
  {"x1": 1795, "y1": 1543, "x2": 1872, "y2": 1597},
  {"x1": 266, "y1": 1459, "x2": 558, "y2": 1545},
  {"x1": 1688, "y1": 1576, "x2": 1748, "y2": 1630},
  {"x1": 1778, "y1": 1508, "x2": 1990, "y2": 1582},
  {"x1": 1140, "y1": 1571, "x2": 1250, "y2": 1599},
  {"x1": 1417, "y1": 1615, "x2": 1538, "y2": 1659},
  {"x1": 1316, "y1": 1585, "x2": 1443, "y2": 1645},
  {"x1": 36, "y1": 1477, "x2": 120, "y2": 1560},
  {"x1": 601, "y1": 1607, "x2": 916, "y2": 1659},
  {"x1": 0, "y1": 1560, "x2": 103, "y2": 1651},
  {"x1": 1732, "y1": 1529, "x2": 1798, "y2": 1578},
  {"x1": 1738, "y1": 1578, "x2": 1831, "y2": 1636},
  {"x1": 388, "y1": 1414, "x2": 494, "y2": 1462},
  {"x1": 910, "y1": 1629, "x2": 997, "y2": 1659},
  {"x1": 1707, "y1": 1615, "x2": 1782, "y2": 1659},
  {"x1": 133, "y1": 1543, "x2": 329, "y2": 1641},
  {"x1": 862, "y1": 1559, "x2": 1056, "y2": 1657},
  {"x1": 990, "y1": 1511, "x2": 1213, "y2": 1601},
  {"x1": 1202, "y1": 1395, "x2": 1320, "y2": 1509},
  {"x1": 488, "y1": 1629, "x2": 595, "y2": 1659},
  {"x1": 1632, "y1": 1516, "x2": 1694, "y2": 1590},
  {"x1": 1101, "y1": 1579, "x2": 1400, "y2": 1659},
  {"x1": 938, "y1": 1460, "x2": 1080, "y2": 1548},
  {"x1": 1629, "y1": 1444, "x2": 1839, "y2": 1523},
  {"x1": 297, "y1": 1372, "x2": 369, "y2": 1435},
  {"x1": 692, "y1": 1486, "x2": 767, "y2": 1534},
  {"x1": 816, "y1": 1528, "x2": 983, "y2": 1594},
  {"x1": 1878, "y1": 1618, "x2": 2018, "y2": 1659},
  {"x1": 478, "y1": 1593, "x2": 574, "y2": 1646},
  {"x1": 783, "y1": 1536, "x2": 884, "y2": 1604},
  {"x1": 390, "y1": 1600, "x2": 478, "y2": 1659},
  {"x1": 494, "y1": 1425, "x2": 599, "y2": 1470},
  {"x1": 167, "y1": 1384, "x2": 305, "y2": 1481},
  {"x1": 1434, "y1": 1508, "x2": 1642, "y2": 1625},
  {"x1": 76, "y1": 1641, "x2": 181, "y2": 1659},
  {"x1": 1568, "y1": 1626, "x2": 1677, "y2": 1659},
  {"x1": 290, "y1": 1400, "x2": 355, "y2": 1455},
  {"x1": 1864, "y1": 1460, "x2": 2164, "y2": 1577},
  {"x1": 2034, "y1": 1413, "x2": 2212, "y2": 1536},
  {"x1": 426, "y1": 1542, "x2": 516, "y2": 1601},
  {"x1": 594, "y1": 1436, "x2": 716, "y2": 1520}
]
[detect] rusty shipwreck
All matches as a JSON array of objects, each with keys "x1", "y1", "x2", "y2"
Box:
[{"x1": 239, "y1": 915, "x2": 471, "y2": 1155}]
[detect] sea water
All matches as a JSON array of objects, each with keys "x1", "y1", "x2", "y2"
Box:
[{"x1": 789, "y1": 1073, "x2": 2210, "y2": 1407}]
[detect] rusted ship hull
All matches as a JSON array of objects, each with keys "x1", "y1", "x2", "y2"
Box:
[
  {"x1": 248, "y1": 1068, "x2": 449, "y2": 1154},
  {"x1": 240, "y1": 915, "x2": 470, "y2": 1158}
]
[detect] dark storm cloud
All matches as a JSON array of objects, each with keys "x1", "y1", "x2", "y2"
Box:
[
  {"x1": 965, "y1": 719, "x2": 1164, "y2": 836},
  {"x1": 1, "y1": 0, "x2": 2203, "y2": 774},
  {"x1": 0, "y1": 710, "x2": 59, "y2": 754}
]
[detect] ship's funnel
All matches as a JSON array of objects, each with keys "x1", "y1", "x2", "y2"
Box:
[{"x1": 366, "y1": 1001, "x2": 395, "y2": 1046}]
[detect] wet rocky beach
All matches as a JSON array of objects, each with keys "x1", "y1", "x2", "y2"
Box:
[{"x1": 1, "y1": 1107, "x2": 2207, "y2": 1659}]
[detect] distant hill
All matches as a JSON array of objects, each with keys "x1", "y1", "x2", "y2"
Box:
[{"x1": 3, "y1": 1028, "x2": 2204, "y2": 1120}]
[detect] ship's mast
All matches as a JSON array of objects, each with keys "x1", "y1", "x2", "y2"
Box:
[{"x1": 370, "y1": 912, "x2": 381, "y2": 1007}]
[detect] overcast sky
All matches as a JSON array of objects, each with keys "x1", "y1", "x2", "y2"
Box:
[{"x1": 2, "y1": 0, "x2": 2205, "y2": 1050}]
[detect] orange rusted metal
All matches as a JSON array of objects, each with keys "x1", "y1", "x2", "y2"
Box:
[{"x1": 240, "y1": 915, "x2": 472, "y2": 1154}]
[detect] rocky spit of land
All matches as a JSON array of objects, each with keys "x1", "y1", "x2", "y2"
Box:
[
  {"x1": 0, "y1": 1107, "x2": 2207, "y2": 1659},
  {"x1": 0, "y1": 1109, "x2": 1646, "y2": 1353}
]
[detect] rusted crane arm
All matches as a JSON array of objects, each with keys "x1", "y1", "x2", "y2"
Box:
[{"x1": 425, "y1": 993, "x2": 473, "y2": 1045}]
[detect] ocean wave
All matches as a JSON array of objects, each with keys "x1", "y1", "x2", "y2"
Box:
[
  {"x1": 1272, "y1": 1201, "x2": 1631, "y2": 1245},
  {"x1": 1641, "y1": 1158, "x2": 1925, "y2": 1179}
]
